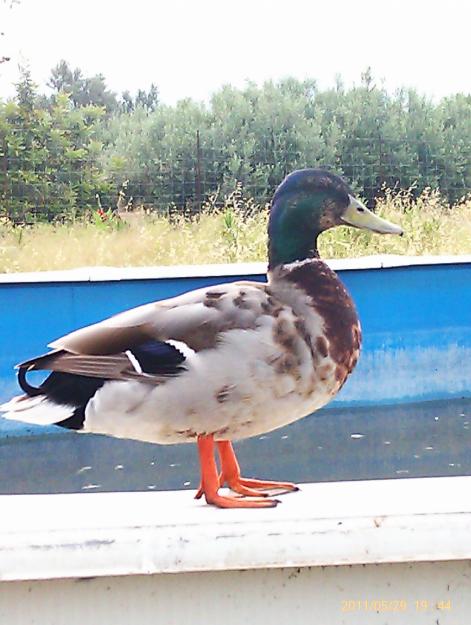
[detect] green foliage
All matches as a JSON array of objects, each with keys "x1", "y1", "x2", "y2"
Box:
[
  {"x1": 102, "y1": 74, "x2": 471, "y2": 209},
  {"x1": 47, "y1": 60, "x2": 159, "y2": 115},
  {"x1": 92, "y1": 207, "x2": 127, "y2": 231},
  {"x1": 48, "y1": 60, "x2": 118, "y2": 113},
  {"x1": 0, "y1": 67, "x2": 111, "y2": 222},
  {"x1": 1, "y1": 65, "x2": 470, "y2": 223},
  {"x1": 120, "y1": 84, "x2": 159, "y2": 114}
]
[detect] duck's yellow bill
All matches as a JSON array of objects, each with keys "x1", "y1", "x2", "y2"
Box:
[{"x1": 341, "y1": 195, "x2": 403, "y2": 235}]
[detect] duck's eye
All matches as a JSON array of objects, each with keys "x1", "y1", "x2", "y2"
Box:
[{"x1": 357, "y1": 206, "x2": 365, "y2": 213}]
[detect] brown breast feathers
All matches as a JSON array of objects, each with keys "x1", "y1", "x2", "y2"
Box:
[{"x1": 283, "y1": 260, "x2": 362, "y2": 388}]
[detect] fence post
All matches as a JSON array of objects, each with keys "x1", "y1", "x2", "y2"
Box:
[
  {"x1": 195, "y1": 130, "x2": 202, "y2": 213},
  {"x1": 0, "y1": 131, "x2": 7, "y2": 209}
]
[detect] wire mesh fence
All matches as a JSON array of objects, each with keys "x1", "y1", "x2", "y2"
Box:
[{"x1": 1, "y1": 138, "x2": 470, "y2": 223}]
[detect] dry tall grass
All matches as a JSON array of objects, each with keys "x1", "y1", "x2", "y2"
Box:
[{"x1": 0, "y1": 188, "x2": 470, "y2": 273}]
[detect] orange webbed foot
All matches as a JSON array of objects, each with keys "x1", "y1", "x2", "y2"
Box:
[
  {"x1": 230, "y1": 476, "x2": 299, "y2": 496},
  {"x1": 217, "y1": 441, "x2": 299, "y2": 497},
  {"x1": 202, "y1": 491, "x2": 280, "y2": 509},
  {"x1": 196, "y1": 435, "x2": 282, "y2": 508}
]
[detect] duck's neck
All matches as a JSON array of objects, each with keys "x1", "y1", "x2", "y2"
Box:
[{"x1": 267, "y1": 192, "x2": 326, "y2": 270}]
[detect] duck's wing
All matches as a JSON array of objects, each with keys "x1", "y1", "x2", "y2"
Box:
[
  {"x1": 17, "y1": 340, "x2": 187, "y2": 387},
  {"x1": 20, "y1": 280, "x2": 273, "y2": 384}
]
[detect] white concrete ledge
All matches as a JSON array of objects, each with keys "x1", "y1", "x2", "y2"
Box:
[
  {"x1": 1, "y1": 475, "x2": 471, "y2": 582},
  {"x1": 0, "y1": 254, "x2": 470, "y2": 283}
]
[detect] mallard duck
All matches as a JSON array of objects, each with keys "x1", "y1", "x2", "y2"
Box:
[{"x1": 0, "y1": 169, "x2": 402, "y2": 508}]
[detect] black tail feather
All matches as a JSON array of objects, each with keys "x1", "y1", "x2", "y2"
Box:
[
  {"x1": 17, "y1": 366, "x2": 106, "y2": 430},
  {"x1": 18, "y1": 364, "x2": 106, "y2": 405},
  {"x1": 56, "y1": 406, "x2": 87, "y2": 430},
  {"x1": 38, "y1": 371, "x2": 106, "y2": 407},
  {"x1": 18, "y1": 366, "x2": 44, "y2": 397}
]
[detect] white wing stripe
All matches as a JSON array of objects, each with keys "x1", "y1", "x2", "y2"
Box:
[{"x1": 125, "y1": 350, "x2": 143, "y2": 374}]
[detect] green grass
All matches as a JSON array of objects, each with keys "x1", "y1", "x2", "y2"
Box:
[{"x1": 0, "y1": 188, "x2": 470, "y2": 273}]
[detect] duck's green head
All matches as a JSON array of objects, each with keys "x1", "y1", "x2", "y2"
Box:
[{"x1": 268, "y1": 168, "x2": 403, "y2": 269}]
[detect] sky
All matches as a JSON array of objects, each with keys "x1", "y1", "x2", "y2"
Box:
[{"x1": 0, "y1": 0, "x2": 470, "y2": 103}]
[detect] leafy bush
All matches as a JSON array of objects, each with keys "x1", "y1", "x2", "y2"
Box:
[
  {"x1": 1, "y1": 68, "x2": 470, "y2": 223},
  {"x1": 101, "y1": 75, "x2": 471, "y2": 209},
  {"x1": 0, "y1": 69, "x2": 111, "y2": 222}
]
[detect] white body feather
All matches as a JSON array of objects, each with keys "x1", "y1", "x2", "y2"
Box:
[{"x1": 84, "y1": 318, "x2": 337, "y2": 444}]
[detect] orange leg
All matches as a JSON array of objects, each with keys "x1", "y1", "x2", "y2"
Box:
[
  {"x1": 217, "y1": 440, "x2": 299, "y2": 496},
  {"x1": 195, "y1": 435, "x2": 280, "y2": 508}
]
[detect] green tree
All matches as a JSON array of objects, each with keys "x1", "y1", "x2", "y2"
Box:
[
  {"x1": 119, "y1": 84, "x2": 159, "y2": 113},
  {"x1": 3, "y1": 65, "x2": 469, "y2": 219},
  {"x1": 0, "y1": 67, "x2": 110, "y2": 222},
  {"x1": 48, "y1": 60, "x2": 118, "y2": 112},
  {"x1": 101, "y1": 74, "x2": 471, "y2": 210},
  {"x1": 439, "y1": 94, "x2": 471, "y2": 201}
]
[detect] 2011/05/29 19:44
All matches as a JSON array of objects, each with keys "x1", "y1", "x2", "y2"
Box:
[{"x1": 341, "y1": 599, "x2": 452, "y2": 612}]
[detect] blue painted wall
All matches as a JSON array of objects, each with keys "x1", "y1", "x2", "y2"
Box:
[{"x1": 1, "y1": 262, "x2": 470, "y2": 436}]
